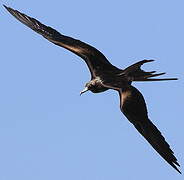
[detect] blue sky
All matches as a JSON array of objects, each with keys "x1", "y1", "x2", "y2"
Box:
[{"x1": 1, "y1": 0, "x2": 183, "y2": 179}]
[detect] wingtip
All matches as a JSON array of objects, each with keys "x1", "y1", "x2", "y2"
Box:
[
  {"x1": 3, "y1": 4, "x2": 8, "y2": 9},
  {"x1": 173, "y1": 164, "x2": 182, "y2": 174},
  {"x1": 171, "y1": 159, "x2": 181, "y2": 174},
  {"x1": 3, "y1": 4, "x2": 11, "y2": 12}
]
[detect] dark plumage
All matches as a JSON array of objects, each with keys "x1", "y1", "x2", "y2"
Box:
[{"x1": 4, "y1": 5, "x2": 181, "y2": 173}]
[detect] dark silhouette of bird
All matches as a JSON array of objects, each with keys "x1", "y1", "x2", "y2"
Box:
[{"x1": 4, "y1": 5, "x2": 181, "y2": 173}]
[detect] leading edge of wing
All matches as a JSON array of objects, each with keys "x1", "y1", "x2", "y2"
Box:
[{"x1": 4, "y1": 5, "x2": 117, "y2": 77}]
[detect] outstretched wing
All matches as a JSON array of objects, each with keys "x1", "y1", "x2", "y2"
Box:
[
  {"x1": 4, "y1": 5, "x2": 118, "y2": 78},
  {"x1": 118, "y1": 85, "x2": 181, "y2": 173}
]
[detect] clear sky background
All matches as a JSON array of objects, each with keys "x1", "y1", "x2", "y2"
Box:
[{"x1": 1, "y1": 0, "x2": 183, "y2": 179}]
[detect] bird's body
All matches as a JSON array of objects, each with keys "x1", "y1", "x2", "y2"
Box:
[
  {"x1": 85, "y1": 73, "x2": 130, "y2": 93},
  {"x1": 4, "y1": 5, "x2": 181, "y2": 173}
]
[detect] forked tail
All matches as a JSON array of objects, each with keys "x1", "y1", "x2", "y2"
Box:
[{"x1": 120, "y1": 60, "x2": 178, "y2": 81}]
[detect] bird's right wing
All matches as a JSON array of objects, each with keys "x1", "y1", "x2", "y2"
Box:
[
  {"x1": 118, "y1": 85, "x2": 181, "y2": 173},
  {"x1": 4, "y1": 5, "x2": 119, "y2": 78}
]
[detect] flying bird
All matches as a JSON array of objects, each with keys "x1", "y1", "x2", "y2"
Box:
[{"x1": 4, "y1": 5, "x2": 181, "y2": 173}]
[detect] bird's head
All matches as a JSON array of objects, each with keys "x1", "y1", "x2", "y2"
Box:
[
  {"x1": 80, "y1": 81, "x2": 94, "y2": 95},
  {"x1": 80, "y1": 79, "x2": 108, "y2": 95}
]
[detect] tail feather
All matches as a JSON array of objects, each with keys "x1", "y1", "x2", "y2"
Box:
[
  {"x1": 135, "y1": 78, "x2": 178, "y2": 81},
  {"x1": 120, "y1": 60, "x2": 178, "y2": 82},
  {"x1": 140, "y1": 72, "x2": 166, "y2": 79}
]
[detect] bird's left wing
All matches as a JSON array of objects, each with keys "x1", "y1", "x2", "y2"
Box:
[
  {"x1": 118, "y1": 85, "x2": 181, "y2": 173},
  {"x1": 4, "y1": 5, "x2": 118, "y2": 78}
]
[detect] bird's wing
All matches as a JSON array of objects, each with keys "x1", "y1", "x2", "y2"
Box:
[
  {"x1": 4, "y1": 5, "x2": 118, "y2": 78},
  {"x1": 117, "y1": 85, "x2": 181, "y2": 173}
]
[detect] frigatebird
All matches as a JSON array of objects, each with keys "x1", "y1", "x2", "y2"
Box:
[{"x1": 4, "y1": 5, "x2": 181, "y2": 173}]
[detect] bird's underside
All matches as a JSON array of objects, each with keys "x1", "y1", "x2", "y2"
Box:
[{"x1": 4, "y1": 5, "x2": 181, "y2": 173}]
